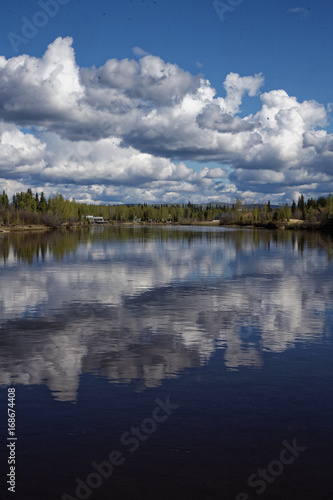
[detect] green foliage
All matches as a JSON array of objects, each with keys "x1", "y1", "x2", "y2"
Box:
[
  {"x1": 252, "y1": 206, "x2": 258, "y2": 222},
  {"x1": 306, "y1": 206, "x2": 316, "y2": 223},
  {"x1": 0, "y1": 190, "x2": 9, "y2": 207},
  {"x1": 1, "y1": 187, "x2": 333, "y2": 229},
  {"x1": 291, "y1": 200, "x2": 297, "y2": 213},
  {"x1": 38, "y1": 192, "x2": 48, "y2": 212},
  {"x1": 297, "y1": 194, "x2": 306, "y2": 219},
  {"x1": 13, "y1": 189, "x2": 37, "y2": 211}
]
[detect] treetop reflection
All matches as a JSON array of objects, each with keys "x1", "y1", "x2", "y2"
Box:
[{"x1": 0, "y1": 226, "x2": 332, "y2": 401}]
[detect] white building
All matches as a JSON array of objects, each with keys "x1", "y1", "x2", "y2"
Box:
[{"x1": 84, "y1": 215, "x2": 107, "y2": 224}]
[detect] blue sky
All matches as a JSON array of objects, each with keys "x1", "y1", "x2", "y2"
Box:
[{"x1": 0, "y1": 0, "x2": 332, "y2": 204}]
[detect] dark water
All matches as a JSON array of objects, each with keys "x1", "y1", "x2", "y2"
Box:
[{"x1": 0, "y1": 226, "x2": 332, "y2": 500}]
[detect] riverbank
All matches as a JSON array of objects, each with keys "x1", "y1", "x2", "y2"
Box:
[
  {"x1": 0, "y1": 225, "x2": 52, "y2": 232},
  {"x1": 222, "y1": 218, "x2": 333, "y2": 232},
  {"x1": 0, "y1": 221, "x2": 217, "y2": 232},
  {"x1": 0, "y1": 217, "x2": 332, "y2": 232}
]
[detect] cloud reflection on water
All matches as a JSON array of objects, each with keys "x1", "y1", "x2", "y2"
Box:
[{"x1": 0, "y1": 227, "x2": 332, "y2": 401}]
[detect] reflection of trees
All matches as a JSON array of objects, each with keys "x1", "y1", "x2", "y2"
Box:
[
  {"x1": 1, "y1": 227, "x2": 333, "y2": 265},
  {"x1": 315, "y1": 232, "x2": 333, "y2": 261},
  {"x1": 0, "y1": 230, "x2": 82, "y2": 264},
  {"x1": 0, "y1": 226, "x2": 332, "y2": 401},
  {"x1": 272, "y1": 229, "x2": 333, "y2": 260},
  {"x1": 0, "y1": 233, "x2": 10, "y2": 263}
]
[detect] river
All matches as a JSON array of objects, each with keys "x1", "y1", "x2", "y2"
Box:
[{"x1": 0, "y1": 225, "x2": 332, "y2": 499}]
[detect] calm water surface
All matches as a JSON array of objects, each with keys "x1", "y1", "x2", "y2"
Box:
[{"x1": 0, "y1": 226, "x2": 333, "y2": 499}]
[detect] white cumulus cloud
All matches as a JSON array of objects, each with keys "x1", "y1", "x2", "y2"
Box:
[{"x1": 0, "y1": 37, "x2": 332, "y2": 204}]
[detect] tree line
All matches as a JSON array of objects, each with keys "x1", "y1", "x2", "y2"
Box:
[
  {"x1": 0, "y1": 189, "x2": 229, "y2": 226},
  {"x1": 223, "y1": 195, "x2": 333, "y2": 227},
  {"x1": 0, "y1": 188, "x2": 332, "y2": 228}
]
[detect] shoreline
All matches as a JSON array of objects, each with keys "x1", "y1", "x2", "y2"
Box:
[
  {"x1": 0, "y1": 218, "x2": 332, "y2": 233},
  {"x1": 0, "y1": 225, "x2": 52, "y2": 232}
]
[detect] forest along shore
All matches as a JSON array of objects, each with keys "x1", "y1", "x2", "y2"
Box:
[{"x1": 0, "y1": 189, "x2": 332, "y2": 232}]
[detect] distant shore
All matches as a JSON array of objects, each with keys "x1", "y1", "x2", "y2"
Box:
[
  {"x1": 1, "y1": 218, "x2": 332, "y2": 233},
  {"x1": 0, "y1": 225, "x2": 52, "y2": 232},
  {"x1": 223, "y1": 218, "x2": 333, "y2": 232}
]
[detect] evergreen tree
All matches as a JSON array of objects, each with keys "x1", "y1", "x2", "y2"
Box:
[
  {"x1": 291, "y1": 200, "x2": 297, "y2": 213},
  {"x1": 38, "y1": 192, "x2": 48, "y2": 212},
  {"x1": 297, "y1": 195, "x2": 306, "y2": 219},
  {"x1": 0, "y1": 189, "x2": 9, "y2": 207}
]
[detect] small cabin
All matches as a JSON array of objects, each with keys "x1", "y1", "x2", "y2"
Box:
[{"x1": 84, "y1": 215, "x2": 108, "y2": 224}]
